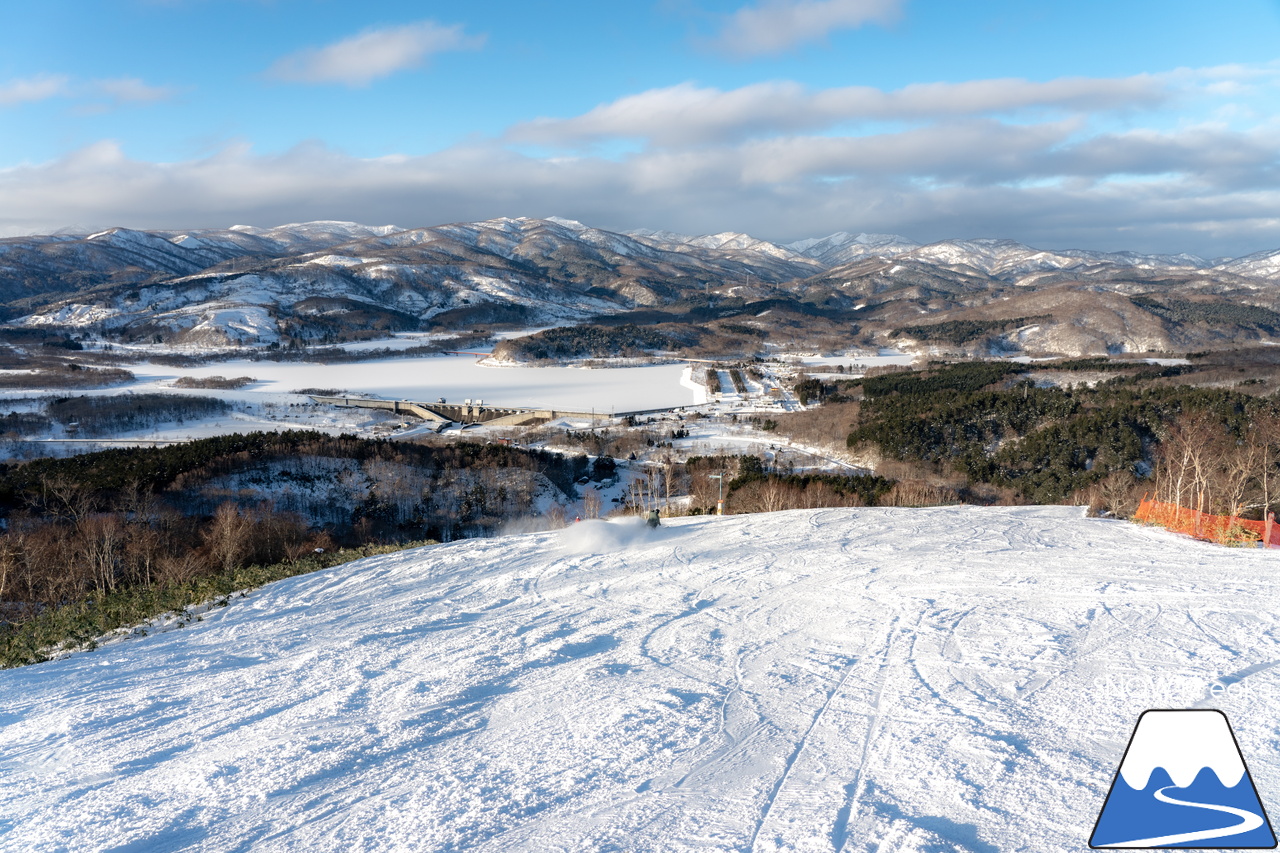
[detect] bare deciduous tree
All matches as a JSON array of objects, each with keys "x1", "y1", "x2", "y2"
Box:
[
  {"x1": 1153, "y1": 410, "x2": 1280, "y2": 521},
  {"x1": 204, "y1": 502, "x2": 252, "y2": 573},
  {"x1": 582, "y1": 488, "x2": 603, "y2": 520},
  {"x1": 78, "y1": 513, "x2": 126, "y2": 593},
  {"x1": 729, "y1": 478, "x2": 796, "y2": 513}
]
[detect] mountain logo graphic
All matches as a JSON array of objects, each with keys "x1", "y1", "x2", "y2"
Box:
[{"x1": 1091, "y1": 709, "x2": 1276, "y2": 848}]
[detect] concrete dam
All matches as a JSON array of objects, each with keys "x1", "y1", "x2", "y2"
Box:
[{"x1": 308, "y1": 395, "x2": 676, "y2": 428}]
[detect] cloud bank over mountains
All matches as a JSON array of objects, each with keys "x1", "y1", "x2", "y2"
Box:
[
  {"x1": 3, "y1": 40, "x2": 1279, "y2": 258},
  {"x1": 507, "y1": 75, "x2": 1170, "y2": 146}
]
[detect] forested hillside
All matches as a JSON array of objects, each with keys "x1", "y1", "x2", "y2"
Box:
[
  {"x1": 834, "y1": 355, "x2": 1280, "y2": 512},
  {"x1": 0, "y1": 432, "x2": 587, "y2": 643}
]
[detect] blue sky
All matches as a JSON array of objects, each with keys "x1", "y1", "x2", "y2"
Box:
[{"x1": 3, "y1": 0, "x2": 1280, "y2": 256}]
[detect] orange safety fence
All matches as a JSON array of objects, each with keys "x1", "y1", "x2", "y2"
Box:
[{"x1": 1134, "y1": 498, "x2": 1279, "y2": 547}]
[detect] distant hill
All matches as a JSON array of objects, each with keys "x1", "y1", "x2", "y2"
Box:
[{"x1": 4, "y1": 216, "x2": 1279, "y2": 356}]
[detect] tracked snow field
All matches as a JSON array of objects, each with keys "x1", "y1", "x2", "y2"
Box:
[{"x1": 1, "y1": 506, "x2": 1278, "y2": 851}]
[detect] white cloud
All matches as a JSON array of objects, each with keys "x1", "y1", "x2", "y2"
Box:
[
  {"x1": 0, "y1": 75, "x2": 71, "y2": 107},
  {"x1": 511, "y1": 75, "x2": 1167, "y2": 147},
  {"x1": 713, "y1": 0, "x2": 905, "y2": 57},
  {"x1": 91, "y1": 78, "x2": 178, "y2": 104},
  {"x1": 73, "y1": 78, "x2": 181, "y2": 115},
  {"x1": 4, "y1": 117, "x2": 1280, "y2": 257},
  {"x1": 2, "y1": 62, "x2": 1278, "y2": 257},
  {"x1": 734, "y1": 119, "x2": 1084, "y2": 184},
  {"x1": 1, "y1": 74, "x2": 177, "y2": 113},
  {"x1": 267, "y1": 20, "x2": 485, "y2": 87}
]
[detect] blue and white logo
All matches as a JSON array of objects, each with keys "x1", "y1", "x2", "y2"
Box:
[{"x1": 1091, "y1": 709, "x2": 1276, "y2": 848}]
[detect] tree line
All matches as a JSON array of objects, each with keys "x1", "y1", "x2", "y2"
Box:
[
  {"x1": 840, "y1": 360, "x2": 1280, "y2": 515},
  {"x1": 0, "y1": 431, "x2": 589, "y2": 626}
]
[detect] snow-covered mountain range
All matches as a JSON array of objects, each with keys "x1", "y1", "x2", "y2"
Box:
[
  {"x1": 4, "y1": 216, "x2": 1280, "y2": 354},
  {"x1": 1, "y1": 506, "x2": 1276, "y2": 851}
]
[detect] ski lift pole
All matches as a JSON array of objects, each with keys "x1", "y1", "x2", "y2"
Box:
[{"x1": 708, "y1": 473, "x2": 724, "y2": 515}]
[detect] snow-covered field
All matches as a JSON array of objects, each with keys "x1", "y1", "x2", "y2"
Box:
[
  {"x1": 675, "y1": 425, "x2": 864, "y2": 472},
  {"x1": 1, "y1": 506, "x2": 1276, "y2": 852},
  {"x1": 789, "y1": 352, "x2": 918, "y2": 380},
  {"x1": 797, "y1": 352, "x2": 917, "y2": 371}
]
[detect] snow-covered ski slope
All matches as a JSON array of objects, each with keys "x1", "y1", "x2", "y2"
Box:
[{"x1": 1, "y1": 506, "x2": 1277, "y2": 852}]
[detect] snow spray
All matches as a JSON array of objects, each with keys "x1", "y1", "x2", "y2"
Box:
[{"x1": 557, "y1": 517, "x2": 680, "y2": 556}]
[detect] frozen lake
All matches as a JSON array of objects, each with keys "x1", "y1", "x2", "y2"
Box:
[{"x1": 128, "y1": 355, "x2": 700, "y2": 412}]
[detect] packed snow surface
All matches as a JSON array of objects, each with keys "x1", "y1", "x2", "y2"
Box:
[{"x1": 1, "y1": 506, "x2": 1278, "y2": 852}]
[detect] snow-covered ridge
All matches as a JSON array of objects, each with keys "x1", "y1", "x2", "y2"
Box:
[
  {"x1": 1216, "y1": 248, "x2": 1280, "y2": 279},
  {"x1": 627, "y1": 227, "x2": 805, "y2": 262},
  {"x1": 4, "y1": 218, "x2": 1269, "y2": 278},
  {"x1": 6, "y1": 215, "x2": 1280, "y2": 352},
  {"x1": 545, "y1": 216, "x2": 589, "y2": 231},
  {"x1": 786, "y1": 231, "x2": 923, "y2": 265},
  {"x1": 902, "y1": 238, "x2": 1212, "y2": 279},
  {"x1": 230, "y1": 220, "x2": 401, "y2": 241}
]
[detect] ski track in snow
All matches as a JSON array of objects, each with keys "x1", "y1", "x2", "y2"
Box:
[{"x1": 1, "y1": 506, "x2": 1279, "y2": 852}]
